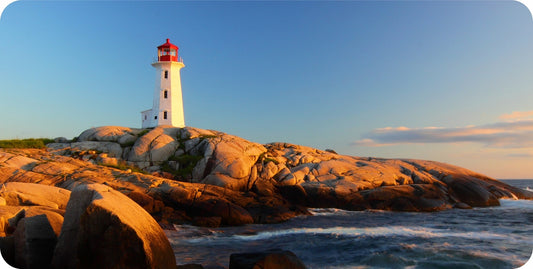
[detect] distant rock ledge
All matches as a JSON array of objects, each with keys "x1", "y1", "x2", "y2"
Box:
[{"x1": 1, "y1": 125, "x2": 532, "y2": 268}]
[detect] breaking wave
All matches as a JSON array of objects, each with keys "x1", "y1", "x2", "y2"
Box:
[{"x1": 168, "y1": 181, "x2": 533, "y2": 268}]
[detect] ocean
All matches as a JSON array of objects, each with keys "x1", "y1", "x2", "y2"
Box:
[{"x1": 166, "y1": 179, "x2": 533, "y2": 268}]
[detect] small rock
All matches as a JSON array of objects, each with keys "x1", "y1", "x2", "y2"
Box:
[
  {"x1": 177, "y1": 264, "x2": 204, "y2": 269},
  {"x1": 54, "y1": 137, "x2": 68, "y2": 143},
  {"x1": 325, "y1": 149, "x2": 337, "y2": 154},
  {"x1": 229, "y1": 249, "x2": 306, "y2": 269}
]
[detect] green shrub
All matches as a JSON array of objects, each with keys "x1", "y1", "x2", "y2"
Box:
[
  {"x1": 0, "y1": 138, "x2": 54, "y2": 149},
  {"x1": 199, "y1": 134, "x2": 218, "y2": 139},
  {"x1": 137, "y1": 129, "x2": 150, "y2": 137},
  {"x1": 121, "y1": 141, "x2": 136, "y2": 147},
  {"x1": 257, "y1": 153, "x2": 279, "y2": 165},
  {"x1": 101, "y1": 160, "x2": 147, "y2": 174},
  {"x1": 164, "y1": 154, "x2": 203, "y2": 180},
  {"x1": 263, "y1": 157, "x2": 279, "y2": 165}
]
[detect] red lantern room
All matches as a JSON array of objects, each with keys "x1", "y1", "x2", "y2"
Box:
[{"x1": 157, "y1": 38, "x2": 179, "y2": 62}]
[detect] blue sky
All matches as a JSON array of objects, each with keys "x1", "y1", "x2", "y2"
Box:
[{"x1": 1, "y1": 1, "x2": 532, "y2": 178}]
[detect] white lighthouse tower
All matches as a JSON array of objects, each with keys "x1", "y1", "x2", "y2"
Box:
[{"x1": 141, "y1": 39, "x2": 185, "y2": 128}]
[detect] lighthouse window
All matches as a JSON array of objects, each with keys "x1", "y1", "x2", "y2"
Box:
[
  {"x1": 164, "y1": 111, "x2": 168, "y2": 119},
  {"x1": 164, "y1": 90, "x2": 168, "y2": 99},
  {"x1": 164, "y1": 70, "x2": 168, "y2": 79}
]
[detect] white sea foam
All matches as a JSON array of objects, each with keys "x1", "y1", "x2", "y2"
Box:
[
  {"x1": 497, "y1": 199, "x2": 533, "y2": 209},
  {"x1": 176, "y1": 225, "x2": 517, "y2": 244},
  {"x1": 308, "y1": 208, "x2": 351, "y2": 216}
]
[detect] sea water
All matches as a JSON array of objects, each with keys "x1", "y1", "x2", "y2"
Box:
[{"x1": 166, "y1": 179, "x2": 533, "y2": 268}]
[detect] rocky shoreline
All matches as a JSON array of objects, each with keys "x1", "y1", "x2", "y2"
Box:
[{"x1": 1, "y1": 125, "x2": 532, "y2": 268}]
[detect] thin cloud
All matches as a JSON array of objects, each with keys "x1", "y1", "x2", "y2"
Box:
[
  {"x1": 506, "y1": 153, "x2": 533, "y2": 158},
  {"x1": 499, "y1": 110, "x2": 533, "y2": 121},
  {"x1": 353, "y1": 115, "x2": 533, "y2": 148}
]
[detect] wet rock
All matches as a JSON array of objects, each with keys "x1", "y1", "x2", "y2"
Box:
[
  {"x1": 359, "y1": 184, "x2": 452, "y2": 211},
  {"x1": 190, "y1": 198, "x2": 254, "y2": 227},
  {"x1": 192, "y1": 216, "x2": 222, "y2": 228},
  {"x1": 445, "y1": 177, "x2": 500, "y2": 207},
  {"x1": 177, "y1": 264, "x2": 204, "y2": 269},
  {"x1": 229, "y1": 249, "x2": 307, "y2": 269}
]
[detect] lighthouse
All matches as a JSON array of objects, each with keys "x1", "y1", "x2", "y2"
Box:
[{"x1": 141, "y1": 39, "x2": 185, "y2": 128}]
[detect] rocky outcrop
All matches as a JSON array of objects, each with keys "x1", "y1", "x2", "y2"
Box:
[
  {"x1": 2, "y1": 125, "x2": 531, "y2": 269},
  {"x1": 51, "y1": 183, "x2": 176, "y2": 269},
  {"x1": 0, "y1": 182, "x2": 69, "y2": 269},
  {"x1": 46, "y1": 127, "x2": 533, "y2": 211},
  {"x1": 0, "y1": 181, "x2": 176, "y2": 269},
  {"x1": 48, "y1": 126, "x2": 268, "y2": 190},
  {"x1": 1, "y1": 125, "x2": 532, "y2": 230},
  {"x1": 0, "y1": 148, "x2": 307, "y2": 229}
]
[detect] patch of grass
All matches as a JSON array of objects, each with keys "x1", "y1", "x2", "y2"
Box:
[
  {"x1": 163, "y1": 154, "x2": 203, "y2": 180},
  {"x1": 121, "y1": 141, "x2": 136, "y2": 147},
  {"x1": 172, "y1": 154, "x2": 203, "y2": 164},
  {"x1": 137, "y1": 129, "x2": 150, "y2": 137},
  {"x1": 263, "y1": 157, "x2": 279, "y2": 165},
  {"x1": 199, "y1": 134, "x2": 218, "y2": 139},
  {"x1": 101, "y1": 160, "x2": 147, "y2": 174},
  {"x1": 257, "y1": 152, "x2": 279, "y2": 165},
  {"x1": 175, "y1": 154, "x2": 203, "y2": 168},
  {"x1": 0, "y1": 138, "x2": 54, "y2": 149}
]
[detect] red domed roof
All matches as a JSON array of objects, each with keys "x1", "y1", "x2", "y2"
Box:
[{"x1": 158, "y1": 39, "x2": 178, "y2": 50}]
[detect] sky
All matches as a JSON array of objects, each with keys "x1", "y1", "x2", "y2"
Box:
[{"x1": 0, "y1": 0, "x2": 532, "y2": 179}]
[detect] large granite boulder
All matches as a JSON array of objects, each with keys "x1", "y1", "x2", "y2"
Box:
[
  {"x1": 77, "y1": 126, "x2": 143, "y2": 144},
  {"x1": 13, "y1": 214, "x2": 58, "y2": 269},
  {"x1": 191, "y1": 133, "x2": 267, "y2": 190},
  {"x1": 0, "y1": 183, "x2": 68, "y2": 269},
  {"x1": 128, "y1": 126, "x2": 179, "y2": 163},
  {"x1": 51, "y1": 183, "x2": 175, "y2": 269}
]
